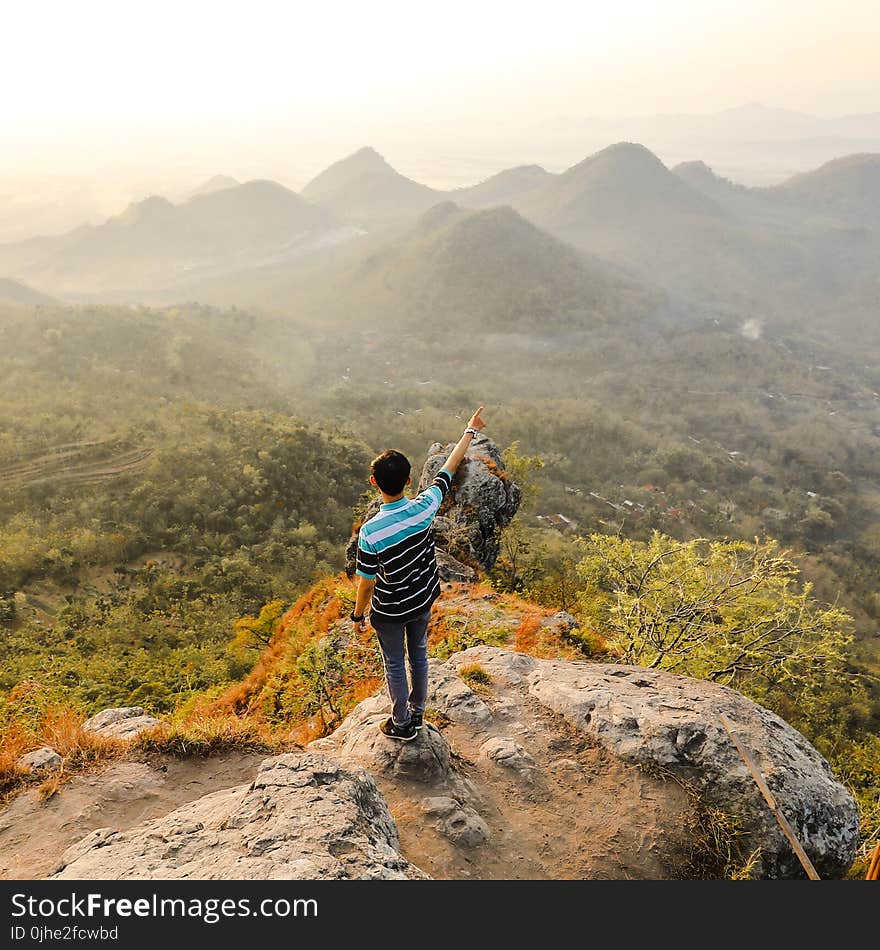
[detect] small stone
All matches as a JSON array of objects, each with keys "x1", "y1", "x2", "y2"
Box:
[
  {"x1": 17, "y1": 746, "x2": 62, "y2": 773},
  {"x1": 442, "y1": 809, "x2": 490, "y2": 848},
  {"x1": 480, "y1": 736, "x2": 537, "y2": 779},
  {"x1": 421, "y1": 796, "x2": 459, "y2": 818}
]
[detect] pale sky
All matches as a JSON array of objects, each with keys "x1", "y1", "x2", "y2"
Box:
[
  {"x1": 5, "y1": 0, "x2": 879, "y2": 125},
  {"x1": 2, "y1": 1, "x2": 879, "y2": 193}
]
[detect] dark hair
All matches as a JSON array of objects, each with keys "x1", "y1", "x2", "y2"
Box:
[{"x1": 371, "y1": 450, "x2": 411, "y2": 495}]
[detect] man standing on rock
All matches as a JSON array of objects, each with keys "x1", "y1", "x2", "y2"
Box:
[{"x1": 351, "y1": 407, "x2": 486, "y2": 741}]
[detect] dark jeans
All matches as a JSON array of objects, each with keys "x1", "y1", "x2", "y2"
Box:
[{"x1": 371, "y1": 608, "x2": 431, "y2": 726}]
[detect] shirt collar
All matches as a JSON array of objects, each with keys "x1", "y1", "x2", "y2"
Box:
[{"x1": 380, "y1": 497, "x2": 409, "y2": 511}]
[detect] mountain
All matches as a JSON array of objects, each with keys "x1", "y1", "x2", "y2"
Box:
[
  {"x1": 188, "y1": 174, "x2": 240, "y2": 198},
  {"x1": 672, "y1": 160, "x2": 745, "y2": 202},
  {"x1": 453, "y1": 164, "x2": 555, "y2": 208},
  {"x1": 520, "y1": 142, "x2": 725, "y2": 234},
  {"x1": 0, "y1": 180, "x2": 355, "y2": 300},
  {"x1": 208, "y1": 200, "x2": 652, "y2": 335},
  {"x1": 301, "y1": 147, "x2": 443, "y2": 227},
  {"x1": 774, "y1": 153, "x2": 880, "y2": 225},
  {"x1": 0, "y1": 277, "x2": 56, "y2": 306},
  {"x1": 512, "y1": 142, "x2": 846, "y2": 308}
]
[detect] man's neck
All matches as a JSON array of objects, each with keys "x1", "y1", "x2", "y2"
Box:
[{"x1": 380, "y1": 491, "x2": 406, "y2": 505}]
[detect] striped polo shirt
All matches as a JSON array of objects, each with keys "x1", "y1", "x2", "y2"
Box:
[{"x1": 356, "y1": 467, "x2": 453, "y2": 622}]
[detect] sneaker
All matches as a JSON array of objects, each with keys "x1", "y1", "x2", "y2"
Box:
[
  {"x1": 410, "y1": 711, "x2": 424, "y2": 731},
  {"x1": 380, "y1": 717, "x2": 417, "y2": 742}
]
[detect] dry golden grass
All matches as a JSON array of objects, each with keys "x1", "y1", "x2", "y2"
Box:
[
  {"x1": 1, "y1": 705, "x2": 123, "y2": 802},
  {"x1": 1, "y1": 575, "x2": 607, "y2": 805},
  {"x1": 134, "y1": 713, "x2": 289, "y2": 757}
]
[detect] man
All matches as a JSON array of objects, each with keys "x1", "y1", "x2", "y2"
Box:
[{"x1": 351, "y1": 406, "x2": 486, "y2": 741}]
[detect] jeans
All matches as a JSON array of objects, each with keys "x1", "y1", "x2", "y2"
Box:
[{"x1": 371, "y1": 608, "x2": 432, "y2": 726}]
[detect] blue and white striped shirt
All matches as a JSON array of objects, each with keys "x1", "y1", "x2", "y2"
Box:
[{"x1": 356, "y1": 467, "x2": 453, "y2": 622}]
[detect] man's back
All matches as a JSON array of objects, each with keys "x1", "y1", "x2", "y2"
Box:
[{"x1": 355, "y1": 467, "x2": 453, "y2": 623}]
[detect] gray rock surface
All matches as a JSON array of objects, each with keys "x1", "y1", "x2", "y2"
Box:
[
  {"x1": 17, "y1": 747, "x2": 62, "y2": 773},
  {"x1": 435, "y1": 547, "x2": 477, "y2": 583},
  {"x1": 421, "y1": 796, "x2": 490, "y2": 847},
  {"x1": 480, "y1": 736, "x2": 537, "y2": 780},
  {"x1": 52, "y1": 753, "x2": 422, "y2": 880},
  {"x1": 82, "y1": 706, "x2": 160, "y2": 740},
  {"x1": 450, "y1": 646, "x2": 859, "y2": 878},
  {"x1": 310, "y1": 695, "x2": 451, "y2": 783},
  {"x1": 428, "y1": 665, "x2": 493, "y2": 726},
  {"x1": 419, "y1": 433, "x2": 521, "y2": 570}
]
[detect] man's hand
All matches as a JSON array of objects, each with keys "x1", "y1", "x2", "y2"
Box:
[
  {"x1": 467, "y1": 406, "x2": 486, "y2": 432},
  {"x1": 354, "y1": 616, "x2": 368, "y2": 635},
  {"x1": 443, "y1": 405, "x2": 487, "y2": 475}
]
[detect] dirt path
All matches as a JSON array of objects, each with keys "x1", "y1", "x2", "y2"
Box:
[
  {"x1": 0, "y1": 752, "x2": 265, "y2": 879},
  {"x1": 376, "y1": 676, "x2": 698, "y2": 880}
]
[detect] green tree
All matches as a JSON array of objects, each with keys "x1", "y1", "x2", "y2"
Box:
[
  {"x1": 295, "y1": 638, "x2": 347, "y2": 729},
  {"x1": 491, "y1": 443, "x2": 545, "y2": 591},
  {"x1": 576, "y1": 532, "x2": 854, "y2": 702},
  {"x1": 231, "y1": 599, "x2": 285, "y2": 653}
]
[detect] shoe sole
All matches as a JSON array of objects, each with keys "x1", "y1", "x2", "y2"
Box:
[{"x1": 380, "y1": 730, "x2": 417, "y2": 742}]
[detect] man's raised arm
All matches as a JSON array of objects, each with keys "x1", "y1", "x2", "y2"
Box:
[{"x1": 442, "y1": 406, "x2": 486, "y2": 475}]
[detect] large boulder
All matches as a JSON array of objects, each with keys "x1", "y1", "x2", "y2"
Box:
[
  {"x1": 345, "y1": 434, "x2": 520, "y2": 577},
  {"x1": 419, "y1": 433, "x2": 520, "y2": 571},
  {"x1": 310, "y1": 695, "x2": 451, "y2": 783},
  {"x1": 447, "y1": 646, "x2": 860, "y2": 878},
  {"x1": 82, "y1": 706, "x2": 159, "y2": 740},
  {"x1": 51, "y1": 753, "x2": 423, "y2": 880}
]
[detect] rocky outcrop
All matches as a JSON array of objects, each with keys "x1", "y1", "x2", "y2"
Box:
[
  {"x1": 419, "y1": 434, "x2": 520, "y2": 571},
  {"x1": 16, "y1": 747, "x2": 62, "y2": 773},
  {"x1": 24, "y1": 645, "x2": 858, "y2": 880},
  {"x1": 311, "y1": 695, "x2": 451, "y2": 783},
  {"x1": 446, "y1": 646, "x2": 860, "y2": 878},
  {"x1": 345, "y1": 434, "x2": 520, "y2": 578},
  {"x1": 82, "y1": 706, "x2": 160, "y2": 740},
  {"x1": 51, "y1": 753, "x2": 422, "y2": 880}
]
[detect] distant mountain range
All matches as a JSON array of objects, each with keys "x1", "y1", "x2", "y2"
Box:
[
  {"x1": 187, "y1": 175, "x2": 241, "y2": 198},
  {"x1": 301, "y1": 147, "x2": 443, "y2": 226},
  {"x1": 212, "y1": 201, "x2": 653, "y2": 332},
  {"x1": 0, "y1": 180, "x2": 355, "y2": 299},
  {"x1": 0, "y1": 277, "x2": 56, "y2": 306},
  {"x1": 1, "y1": 142, "x2": 877, "y2": 345}
]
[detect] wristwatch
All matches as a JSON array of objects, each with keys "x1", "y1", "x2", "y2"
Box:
[
  {"x1": 464, "y1": 427, "x2": 479, "y2": 437},
  {"x1": 350, "y1": 610, "x2": 365, "y2": 623}
]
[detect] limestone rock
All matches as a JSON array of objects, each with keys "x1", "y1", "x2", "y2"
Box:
[
  {"x1": 82, "y1": 706, "x2": 160, "y2": 740},
  {"x1": 345, "y1": 434, "x2": 520, "y2": 576},
  {"x1": 52, "y1": 753, "x2": 423, "y2": 880},
  {"x1": 480, "y1": 736, "x2": 537, "y2": 780},
  {"x1": 513, "y1": 651, "x2": 857, "y2": 878},
  {"x1": 542, "y1": 611, "x2": 579, "y2": 632},
  {"x1": 421, "y1": 796, "x2": 490, "y2": 848},
  {"x1": 440, "y1": 646, "x2": 859, "y2": 877},
  {"x1": 310, "y1": 696, "x2": 451, "y2": 783},
  {"x1": 419, "y1": 433, "x2": 521, "y2": 570},
  {"x1": 428, "y1": 665, "x2": 493, "y2": 726},
  {"x1": 446, "y1": 646, "x2": 538, "y2": 687},
  {"x1": 17, "y1": 747, "x2": 62, "y2": 773},
  {"x1": 435, "y1": 547, "x2": 477, "y2": 583}
]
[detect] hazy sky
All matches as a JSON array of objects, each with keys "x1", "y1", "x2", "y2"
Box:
[
  {"x1": 3, "y1": 0, "x2": 879, "y2": 195},
  {"x1": 5, "y1": 0, "x2": 879, "y2": 126}
]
